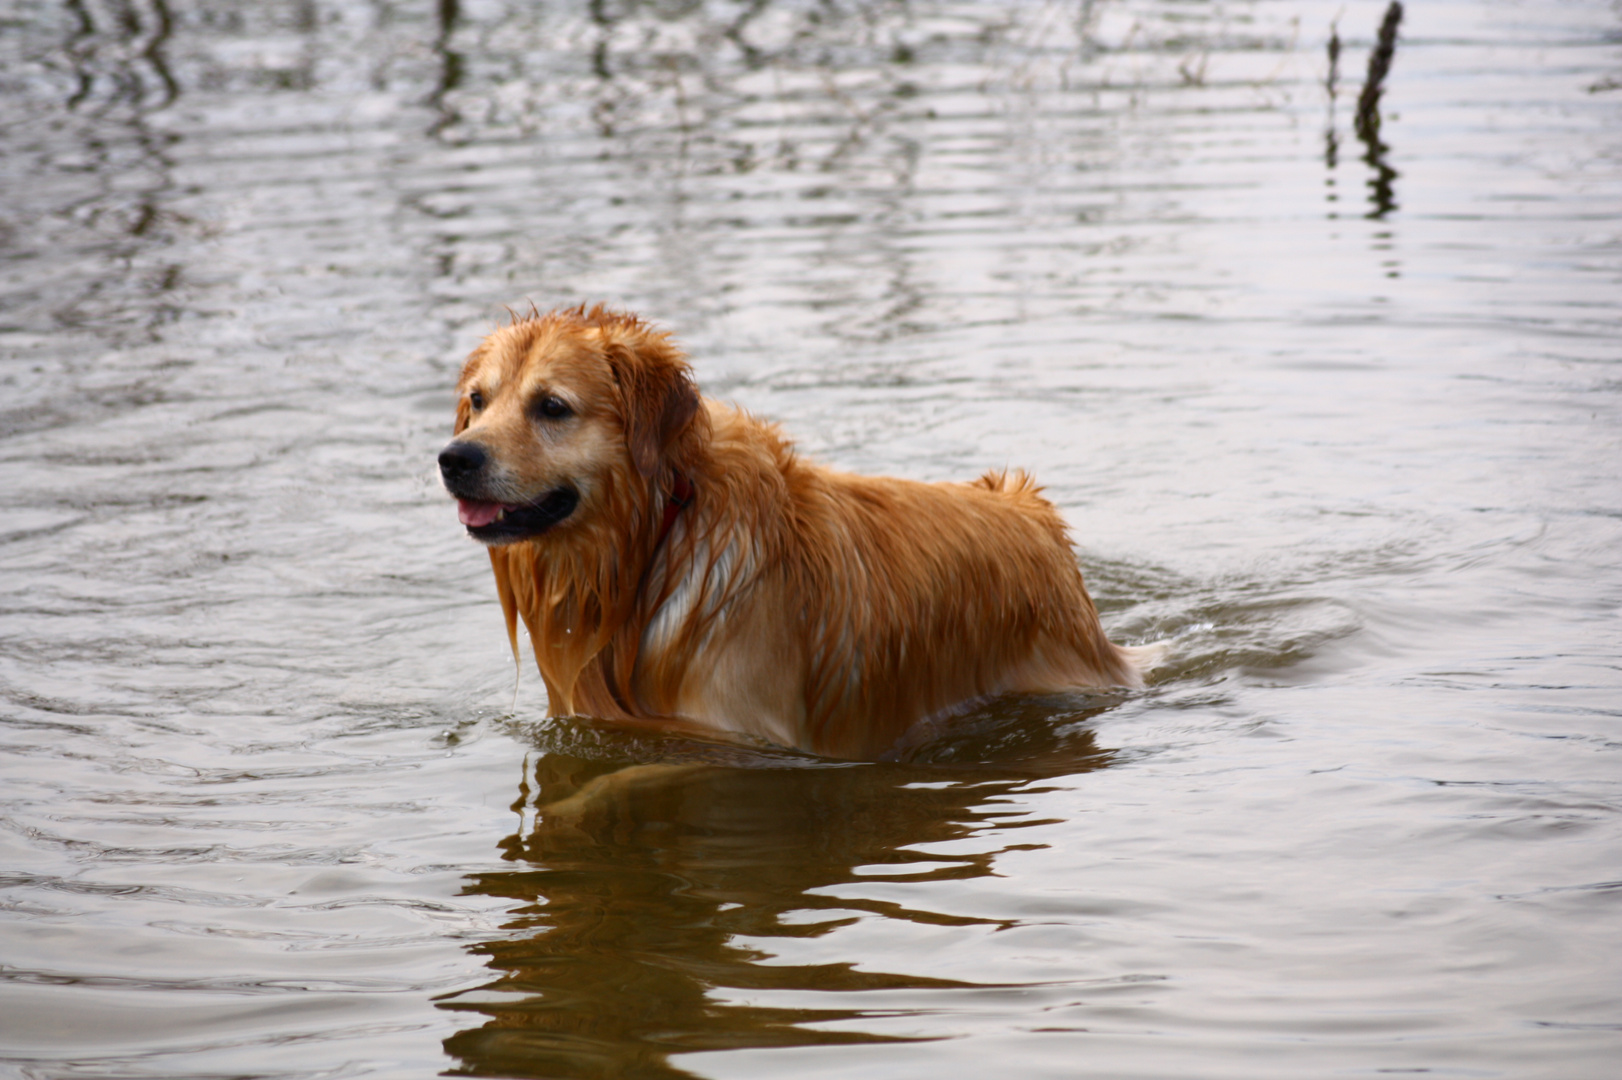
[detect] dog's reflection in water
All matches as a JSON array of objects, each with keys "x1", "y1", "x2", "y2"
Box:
[{"x1": 439, "y1": 698, "x2": 1117, "y2": 1079}]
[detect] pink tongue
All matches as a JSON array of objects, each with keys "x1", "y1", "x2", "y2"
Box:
[{"x1": 458, "y1": 499, "x2": 506, "y2": 528}]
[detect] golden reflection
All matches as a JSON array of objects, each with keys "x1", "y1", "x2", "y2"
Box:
[{"x1": 439, "y1": 702, "x2": 1114, "y2": 1078}]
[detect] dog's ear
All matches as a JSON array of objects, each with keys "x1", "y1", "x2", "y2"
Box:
[
  {"x1": 453, "y1": 344, "x2": 489, "y2": 435},
  {"x1": 642, "y1": 375, "x2": 700, "y2": 477},
  {"x1": 606, "y1": 343, "x2": 700, "y2": 478}
]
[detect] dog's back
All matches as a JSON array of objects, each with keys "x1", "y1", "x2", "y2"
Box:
[{"x1": 632, "y1": 402, "x2": 1141, "y2": 758}]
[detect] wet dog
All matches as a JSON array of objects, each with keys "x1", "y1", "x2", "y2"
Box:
[{"x1": 439, "y1": 306, "x2": 1148, "y2": 759}]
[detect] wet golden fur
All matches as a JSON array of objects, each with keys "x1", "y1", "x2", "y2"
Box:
[{"x1": 445, "y1": 306, "x2": 1145, "y2": 759}]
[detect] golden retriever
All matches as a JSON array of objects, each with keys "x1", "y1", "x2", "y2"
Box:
[{"x1": 439, "y1": 305, "x2": 1148, "y2": 759}]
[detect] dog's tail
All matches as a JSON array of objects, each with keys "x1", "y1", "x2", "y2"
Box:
[
  {"x1": 1118, "y1": 640, "x2": 1170, "y2": 683},
  {"x1": 974, "y1": 467, "x2": 1041, "y2": 495}
]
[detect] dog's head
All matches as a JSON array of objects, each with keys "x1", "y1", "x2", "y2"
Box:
[{"x1": 439, "y1": 306, "x2": 699, "y2": 546}]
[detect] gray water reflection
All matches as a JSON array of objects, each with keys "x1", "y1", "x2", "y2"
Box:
[
  {"x1": 441, "y1": 721, "x2": 1111, "y2": 1078},
  {"x1": 440, "y1": 705, "x2": 1120, "y2": 1076},
  {"x1": 62, "y1": 0, "x2": 179, "y2": 111},
  {"x1": 3, "y1": 0, "x2": 1621, "y2": 1077}
]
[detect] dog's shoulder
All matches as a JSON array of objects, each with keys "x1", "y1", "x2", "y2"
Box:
[{"x1": 700, "y1": 398, "x2": 792, "y2": 455}]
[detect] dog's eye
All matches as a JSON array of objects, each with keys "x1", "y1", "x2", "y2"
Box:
[
  {"x1": 534, "y1": 395, "x2": 572, "y2": 421},
  {"x1": 468, "y1": 390, "x2": 485, "y2": 411}
]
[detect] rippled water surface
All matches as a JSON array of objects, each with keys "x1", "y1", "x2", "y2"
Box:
[{"x1": 2, "y1": 0, "x2": 1620, "y2": 1077}]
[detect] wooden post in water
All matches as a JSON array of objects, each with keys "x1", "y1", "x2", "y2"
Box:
[{"x1": 1354, "y1": 2, "x2": 1404, "y2": 218}]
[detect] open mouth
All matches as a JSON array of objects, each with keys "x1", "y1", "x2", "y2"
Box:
[{"x1": 457, "y1": 487, "x2": 580, "y2": 544}]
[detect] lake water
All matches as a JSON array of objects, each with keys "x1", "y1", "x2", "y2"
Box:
[{"x1": 1, "y1": 0, "x2": 1619, "y2": 1077}]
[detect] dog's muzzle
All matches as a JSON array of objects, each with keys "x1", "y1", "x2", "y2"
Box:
[{"x1": 439, "y1": 439, "x2": 579, "y2": 544}]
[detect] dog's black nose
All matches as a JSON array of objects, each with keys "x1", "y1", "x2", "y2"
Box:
[{"x1": 438, "y1": 441, "x2": 487, "y2": 483}]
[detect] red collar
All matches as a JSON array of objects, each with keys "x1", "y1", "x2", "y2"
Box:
[{"x1": 654, "y1": 472, "x2": 695, "y2": 553}]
